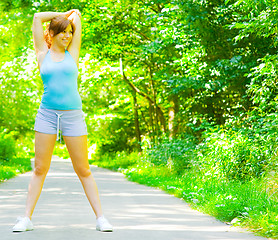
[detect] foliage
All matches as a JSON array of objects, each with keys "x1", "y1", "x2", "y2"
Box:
[
  {"x1": 1, "y1": 0, "x2": 278, "y2": 148},
  {"x1": 0, "y1": 131, "x2": 32, "y2": 182},
  {"x1": 0, "y1": 157, "x2": 32, "y2": 182},
  {"x1": 145, "y1": 136, "x2": 197, "y2": 175},
  {"x1": 247, "y1": 55, "x2": 278, "y2": 113},
  {"x1": 0, "y1": 49, "x2": 41, "y2": 135},
  {"x1": 53, "y1": 142, "x2": 70, "y2": 160},
  {"x1": 78, "y1": 56, "x2": 139, "y2": 153},
  {"x1": 199, "y1": 129, "x2": 269, "y2": 181},
  {"x1": 89, "y1": 151, "x2": 140, "y2": 171},
  {"x1": 0, "y1": 130, "x2": 16, "y2": 163},
  {"x1": 0, "y1": 0, "x2": 277, "y2": 149}
]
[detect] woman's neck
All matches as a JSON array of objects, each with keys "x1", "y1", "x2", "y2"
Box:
[{"x1": 50, "y1": 44, "x2": 66, "y2": 53}]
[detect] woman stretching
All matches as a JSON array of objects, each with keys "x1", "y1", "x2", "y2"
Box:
[{"x1": 13, "y1": 9, "x2": 113, "y2": 232}]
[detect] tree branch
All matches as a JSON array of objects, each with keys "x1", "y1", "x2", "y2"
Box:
[{"x1": 122, "y1": 70, "x2": 155, "y2": 103}]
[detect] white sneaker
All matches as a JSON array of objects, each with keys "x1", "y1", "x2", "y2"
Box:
[
  {"x1": 96, "y1": 216, "x2": 113, "y2": 232},
  {"x1": 13, "y1": 217, "x2": 34, "y2": 232}
]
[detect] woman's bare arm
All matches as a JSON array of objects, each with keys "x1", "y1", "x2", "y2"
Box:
[
  {"x1": 67, "y1": 10, "x2": 82, "y2": 67},
  {"x1": 32, "y1": 11, "x2": 75, "y2": 67}
]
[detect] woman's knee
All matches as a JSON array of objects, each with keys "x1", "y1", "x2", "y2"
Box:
[
  {"x1": 34, "y1": 165, "x2": 49, "y2": 176},
  {"x1": 74, "y1": 166, "x2": 91, "y2": 178}
]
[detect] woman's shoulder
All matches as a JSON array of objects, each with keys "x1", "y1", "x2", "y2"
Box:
[{"x1": 38, "y1": 49, "x2": 50, "y2": 70}]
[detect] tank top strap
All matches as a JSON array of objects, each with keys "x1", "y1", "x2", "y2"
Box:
[{"x1": 65, "y1": 50, "x2": 75, "y2": 61}]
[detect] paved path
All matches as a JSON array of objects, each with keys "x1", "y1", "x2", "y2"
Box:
[{"x1": 0, "y1": 157, "x2": 267, "y2": 240}]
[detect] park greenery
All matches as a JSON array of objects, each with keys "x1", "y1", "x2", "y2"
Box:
[{"x1": 0, "y1": 0, "x2": 277, "y2": 238}]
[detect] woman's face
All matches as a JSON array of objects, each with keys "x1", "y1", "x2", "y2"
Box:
[{"x1": 52, "y1": 24, "x2": 73, "y2": 48}]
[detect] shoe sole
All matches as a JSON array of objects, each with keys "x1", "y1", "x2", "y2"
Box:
[
  {"x1": 96, "y1": 227, "x2": 113, "y2": 232},
  {"x1": 13, "y1": 229, "x2": 34, "y2": 232}
]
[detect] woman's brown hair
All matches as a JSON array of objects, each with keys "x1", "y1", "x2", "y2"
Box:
[{"x1": 44, "y1": 16, "x2": 75, "y2": 49}]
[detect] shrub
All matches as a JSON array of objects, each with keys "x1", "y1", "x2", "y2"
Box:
[
  {"x1": 0, "y1": 130, "x2": 16, "y2": 163},
  {"x1": 199, "y1": 129, "x2": 269, "y2": 181},
  {"x1": 89, "y1": 151, "x2": 140, "y2": 171},
  {"x1": 0, "y1": 132, "x2": 32, "y2": 182},
  {"x1": 146, "y1": 136, "x2": 197, "y2": 175},
  {"x1": 88, "y1": 116, "x2": 136, "y2": 155}
]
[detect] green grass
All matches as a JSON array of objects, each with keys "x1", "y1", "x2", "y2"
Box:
[
  {"x1": 127, "y1": 166, "x2": 277, "y2": 237},
  {"x1": 90, "y1": 152, "x2": 278, "y2": 239},
  {"x1": 89, "y1": 151, "x2": 139, "y2": 171}
]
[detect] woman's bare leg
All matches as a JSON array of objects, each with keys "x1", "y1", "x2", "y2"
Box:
[
  {"x1": 25, "y1": 132, "x2": 56, "y2": 219},
  {"x1": 63, "y1": 135, "x2": 103, "y2": 218}
]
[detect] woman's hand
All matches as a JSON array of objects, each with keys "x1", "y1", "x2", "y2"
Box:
[
  {"x1": 64, "y1": 9, "x2": 81, "y2": 19},
  {"x1": 72, "y1": 9, "x2": 81, "y2": 18}
]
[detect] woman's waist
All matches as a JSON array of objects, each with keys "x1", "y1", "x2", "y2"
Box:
[
  {"x1": 40, "y1": 93, "x2": 82, "y2": 110},
  {"x1": 38, "y1": 106, "x2": 83, "y2": 116}
]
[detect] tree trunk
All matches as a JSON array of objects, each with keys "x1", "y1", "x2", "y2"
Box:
[
  {"x1": 169, "y1": 94, "x2": 179, "y2": 138},
  {"x1": 149, "y1": 101, "x2": 155, "y2": 143},
  {"x1": 132, "y1": 91, "x2": 142, "y2": 151},
  {"x1": 120, "y1": 58, "x2": 167, "y2": 142},
  {"x1": 150, "y1": 73, "x2": 159, "y2": 138}
]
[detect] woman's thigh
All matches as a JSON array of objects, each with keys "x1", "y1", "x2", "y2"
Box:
[
  {"x1": 63, "y1": 135, "x2": 90, "y2": 174},
  {"x1": 34, "y1": 131, "x2": 56, "y2": 172}
]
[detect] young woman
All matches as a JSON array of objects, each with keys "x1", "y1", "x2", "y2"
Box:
[{"x1": 13, "y1": 9, "x2": 113, "y2": 232}]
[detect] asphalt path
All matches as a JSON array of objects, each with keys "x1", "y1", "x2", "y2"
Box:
[{"x1": 0, "y1": 156, "x2": 268, "y2": 240}]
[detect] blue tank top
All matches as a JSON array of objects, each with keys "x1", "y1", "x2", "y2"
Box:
[{"x1": 40, "y1": 50, "x2": 82, "y2": 110}]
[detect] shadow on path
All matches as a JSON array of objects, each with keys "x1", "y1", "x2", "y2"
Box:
[{"x1": 0, "y1": 157, "x2": 267, "y2": 240}]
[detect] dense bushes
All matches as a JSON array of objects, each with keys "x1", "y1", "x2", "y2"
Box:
[
  {"x1": 199, "y1": 130, "x2": 270, "y2": 181},
  {"x1": 0, "y1": 130, "x2": 16, "y2": 163},
  {"x1": 146, "y1": 136, "x2": 197, "y2": 175},
  {"x1": 89, "y1": 116, "x2": 136, "y2": 155},
  {"x1": 0, "y1": 130, "x2": 32, "y2": 182},
  {"x1": 89, "y1": 151, "x2": 139, "y2": 171},
  {"x1": 138, "y1": 129, "x2": 274, "y2": 182}
]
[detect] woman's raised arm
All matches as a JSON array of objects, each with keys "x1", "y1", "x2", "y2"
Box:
[
  {"x1": 67, "y1": 10, "x2": 82, "y2": 67},
  {"x1": 32, "y1": 11, "x2": 75, "y2": 65}
]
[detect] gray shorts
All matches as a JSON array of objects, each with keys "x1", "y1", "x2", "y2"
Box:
[{"x1": 34, "y1": 108, "x2": 88, "y2": 141}]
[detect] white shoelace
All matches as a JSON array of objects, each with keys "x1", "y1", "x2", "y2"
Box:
[{"x1": 55, "y1": 113, "x2": 64, "y2": 142}]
